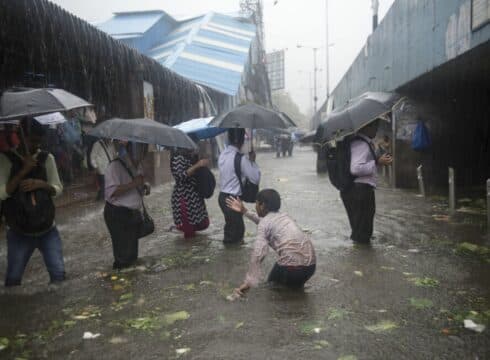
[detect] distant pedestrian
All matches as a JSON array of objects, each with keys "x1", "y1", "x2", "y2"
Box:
[
  {"x1": 218, "y1": 128, "x2": 261, "y2": 244},
  {"x1": 226, "y1": 189, "x2": 316, "y2": 296},
  {"x1": 170, "y1": 149, "x2": 210, "y2": 238},
  {"x1": 104, "y1": 142, "x2": 150, "y2": 269},
  {"x1": 340, "y1": 120, "x2": 392, "y2": 244},
  {"x1": 0, "y1": 119, "x2": 65, "y2": 286},
  {"x1": 90, "y1": 138, "x2": 116, "y2": 201}
]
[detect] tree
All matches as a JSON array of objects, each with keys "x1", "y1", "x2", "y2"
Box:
[{"x1": 271, "y1": 90, "x2": 308, "y2": 130}]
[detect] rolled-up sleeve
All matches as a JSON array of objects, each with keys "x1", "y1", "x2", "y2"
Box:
[
  {"x1": 45, "y1": 154, "x2": 63, "y2": 197},
  {"x1": 241, "y1": 157, "x2": 261, "y2": 185},
  {"x1": 244, "y1": 221, "x2": 269, "y2": 287},
  {"x1": 0, "y1": 154, "x2": 11, "y2": 201},
  {"x1": 350, "y1": 141, "x2": 376, "y2": 177}
]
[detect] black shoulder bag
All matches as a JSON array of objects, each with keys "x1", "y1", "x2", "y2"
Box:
[
  {"x1": 233, "y1": 152, "x2": 259, "y2": 203},
  {"x1": 116, "y1": 159, "x2": 155, "y2": 239}
]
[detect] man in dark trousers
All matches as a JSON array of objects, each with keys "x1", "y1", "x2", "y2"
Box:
[
  {"x1": 218, "y1": 129, "x2": 261, "y2": 244},
  {"x1": 340, "y1": 120, "x2": 392, "y2": 244}
]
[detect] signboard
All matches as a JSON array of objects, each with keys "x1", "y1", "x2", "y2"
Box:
[
  {"x1": 472, "y1": 0, "x2": 490, "y2": 31},
  {"x1": 266, "y1": 50, "x2": 285, "y2": 91}
]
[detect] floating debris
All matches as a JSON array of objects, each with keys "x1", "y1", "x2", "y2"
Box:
[
  {"x1": 338, "y1": 356, "x2": 358, "y2": 360},
  {"x1": 407, "y1": 249, "x2": 420, "y2": 253},
  {"x1": 300, "y1": 322, "x2": 324, "y2": 335},
  {"x1": 176, "y1": 348, "x2": 191, "y2": 356},
  {"x1": 354, "y1": 271, "x2": 363, "y2": 277},
  {"x1": 82, "y1": 332, "x2": 101, "y2": 340},
  {"x1": 464, "y1": 319, "x2": 485, "y2": 333},
  {"x1": 235, "y1": 322, "x2": 244, "y2": 329},
  {"x1": 432, "y1": 214, "x2": 450, "y2": 222},
  {"x1": 109, "y1": 337, "x2": 128, "y2": 344},
  {"x1": 408, "y1": 277, "x2": 439, "y2": 287},
  {"x1": 326, "y1": 308, "x2": 350, "y2": 320},
  {"x1": 0, "y1": 338, "x2": 9, "y2": 351},
  {"x1": 380, "y1": 266, "x2": 395, "y2": 271},
  {"x1": 313, "y1": 340, "x2": 330, "y2": 349},
  {"x1": 163, "y1": 311, "x2": 190, "y2": 325},
  {"x1": 409, "y1": 298, "x2": 434, "y2": 309},
  {"x1": 365, "y1": 320, "x2": 398, "y2": 333}
]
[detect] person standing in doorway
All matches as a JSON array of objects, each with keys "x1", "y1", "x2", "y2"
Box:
[
  {"x1": 0, "y1": 119, "x2": 65, "y2": 286},
  {"x1": 340, "y1": 120, "x2": 392, "y2": 244},
  {"x1": 90, "y1": 138, "x2": 116, "y2": 201},
  {"x1": 218, "y1": 128, "x2": 260, "y2": 244}
]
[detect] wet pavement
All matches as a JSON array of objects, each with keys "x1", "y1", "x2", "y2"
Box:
[{"x1": 0, "y1": 148, "x2": 489, "y2": 360}]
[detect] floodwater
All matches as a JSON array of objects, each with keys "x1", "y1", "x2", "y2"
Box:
[{"x1": 0, "y1": 148, "x2": 489, "y2": 359}]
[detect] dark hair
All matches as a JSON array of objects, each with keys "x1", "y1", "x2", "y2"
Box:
[
  {"x1": 228, "y1": 128, "x2": 245, "y2": 146},
  {"x1": 256, "y1": 189, "x2": 281, "y2": 212},
  {"x1": 21, "y1": 117, "x2": 46, "y2": 137}
]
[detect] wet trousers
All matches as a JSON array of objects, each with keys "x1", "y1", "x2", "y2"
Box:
[
  {"x1": 340, "y1": 183, "x2": 375, "y2": 244},
  {"x1": 218, "y1": 192, "x2": 244, "y2": 244},
  {"x1": 96, "y1": 174, "x2": 105, "y2": 201},
  {"x1": 176, "y1": 198, "x2": 210, "y2": 239},
  {"x1": 268, "y1": 263, "x2": 316, "y2": 289},
  {"x1": 5, "y1": 227, "x2": 65, "y2": 286},
  {"x1": 104, "y1": 202, "x2": 140, "y2": 269}
]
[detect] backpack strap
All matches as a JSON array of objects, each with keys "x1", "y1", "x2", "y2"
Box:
[
  {"x1": 99, "y1": 140, "x2": 112, "y2": 162},
  {"x1": 233, "y1": 152, "x2": 244, "y2": 193},
  {"x1": 354, "y1": 136, "x2": 378, "y2": 163},
  {"x1": 113, "y1": 158, "x2": 147, "y2": 211}
]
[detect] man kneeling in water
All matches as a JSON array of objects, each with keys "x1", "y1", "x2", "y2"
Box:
[{"x1": 226, "y1": 189, "x2": 316, "y2": 296}]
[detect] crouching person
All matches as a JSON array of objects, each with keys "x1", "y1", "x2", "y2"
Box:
[
  {"x1": 226, "y1": 189, "x2": 316, "y2": 296},
  {"x1": 0, "y1": 119, "x2": 65, "y2": 286}
]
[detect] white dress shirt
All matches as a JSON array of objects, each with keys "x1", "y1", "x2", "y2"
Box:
[
  {"x1": 218, "y1": 145, "x2": 260, "y2": 195},
  {"x1": 90, "y1": 140, "x2": 116, "y2": 175}
]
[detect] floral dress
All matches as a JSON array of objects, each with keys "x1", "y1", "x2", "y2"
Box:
[{"x1": 170, "y1": 154, "x2": 209, "y2": 236}]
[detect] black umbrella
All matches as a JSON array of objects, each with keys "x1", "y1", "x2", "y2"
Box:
[
  {"x1": 318, "y1": 92, "x2": 402, "y2": 143},
  {"x1": 88, "y1": 118, "x2": 197, "y2": 150},
  {"x1": 0, "y1": 87, "x2": 92, "y2": 121},
  {"x1": 209, "y1": 103, "x2": 296, "y2": 129}
]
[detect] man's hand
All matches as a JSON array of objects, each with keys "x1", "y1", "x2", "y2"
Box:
[
  {"x1": 22, "y1": 155, "x2": 37, "y2": 174},
  {"x1": 143, "y1": 182, "x2": 151, "y2": 196},
  {"x1": 377, "y1": 154, "x2": 393, "y2": 166},
  {"x1": 249, "y1": 151, "x2": 256, "y2": 162},
  {"x1": 234, "y1": 283, "x2": 250, "y2": 296},
  {"x1": 226, "y1": 196, "x2": 247, "y2": 214},
  {"x1": 198, "y1": 158, "x2": 210, "y2": 168},
  {"x1": 20, "y1": 179, "x2": 48, "y2": 192},
  {"x1": 133, "y1": 175, "x2": 145, "y2": 187}
]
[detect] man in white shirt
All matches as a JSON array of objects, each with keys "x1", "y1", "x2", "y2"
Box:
[
  {"x1": 90, "y1": 138, "x2": 116, "y2": 201},
  {"x1": 218, "y1": 129, "x2": 261, "y2": 244}
]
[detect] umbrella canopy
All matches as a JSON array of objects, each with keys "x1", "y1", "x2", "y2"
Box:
[
  {"x1": 0, "y1": 87, "x2": 92, "y2": 121},
  {"x1": 318, "y1": 92, "x2": 402, "y2": 143},
  {"x1": 173, "y1": 117, "x2": 226, "y2": 140},
  {"x1": 209, "y1": 103, "x2": 296, "y2": 129},
  {"x1": 88, "y1": 118, "x2": 197, "y2": 150}
]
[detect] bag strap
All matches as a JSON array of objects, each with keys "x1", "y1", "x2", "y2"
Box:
[
  {"x1": 99, "y1": 140, "x2": 112, "y2": 162},
  {"x1": 115, "y1": 158, "x2": 148, "y2": 213},
  {"x1": 233, "y1": 152, "x2": 244, "y2": 193},
  {"x1": 354, "y1": 136, "x2": 378, "y2": 162}
]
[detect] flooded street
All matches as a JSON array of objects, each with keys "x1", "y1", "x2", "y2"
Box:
[{"x1": 0, "y1": 148, "x2": 489, "y2": 359}]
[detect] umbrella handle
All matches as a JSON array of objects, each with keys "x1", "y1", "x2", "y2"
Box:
[
  {"x1": 18, "y1": 124, "x2": 29, "y2": 155},
  {"x1": 250, "y1": 128, "x2": 254, "y2": 152}
]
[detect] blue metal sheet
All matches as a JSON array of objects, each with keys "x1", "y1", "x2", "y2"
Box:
[
  {"x1": 197, "y1": 29, "x2": 252, "y2": 48},
  {"x1": 185, "y1": 43, "x2": 248, "y2": 65},
  {"x1": 210, "y1": 13, "x2": 256, "y2": 33},
  {"x1": 167, "y1": 57, "x2": 242, "y2": 95},
  {"x1": 97, "y1": 11, "x2": 165, "y2": 36}
]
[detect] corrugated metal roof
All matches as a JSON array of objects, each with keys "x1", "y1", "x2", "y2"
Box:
[
  {"x1": 156, "y1": 12, "x2": 256, "y2": 95},
  {"x1": 99, "y1": 10, "x2": 256, "y2": 96},
  {"x1": 97, "y1": 10, "x2": 166, "y2": 36}
]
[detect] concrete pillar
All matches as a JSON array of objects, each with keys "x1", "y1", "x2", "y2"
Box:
[
  {"x1": 417, "y1": 165, "x2": 425, "y2": 197},
  {"x1": 448, "y1": 167, "x2": 456, "y2": 214}
]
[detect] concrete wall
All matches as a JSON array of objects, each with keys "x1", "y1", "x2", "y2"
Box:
[{"x1": 330, "y1": 0, "x2": 490, "y2": 107}]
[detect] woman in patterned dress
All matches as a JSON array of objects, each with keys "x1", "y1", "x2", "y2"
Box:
[{"x1": 170, "y1": 149, "x2": 210, "y2": 238}]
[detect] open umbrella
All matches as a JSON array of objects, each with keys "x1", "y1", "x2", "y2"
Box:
[
  {"x1": 318, "y1": 92, "x2": 402, "y2": 143},
  {"x1": 173, "y1": 117, "x2": 226, "y2": 140},
  {"x1": 89, "y1": 118, "x2": 197, "y2": 150},
  {"x1": 0, "y1": 87, "x2": 92, "y2": 121},
  {"x1": 209, "y1": 103, "x2": 295, "y2": 129}
]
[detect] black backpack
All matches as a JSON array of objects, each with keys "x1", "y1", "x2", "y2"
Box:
[
  {"x1": 194, "y1": 166, "x2": 216, "y2": 199},
  {"x1": 234, "y1": 152, "x2": 259, "y2": 203},
  {"x1": 3, "y1": 151, "x2": 56, "y2": 235},
  {"x1": 326, "y1": 135, "x2": 376, "y2": 192}
]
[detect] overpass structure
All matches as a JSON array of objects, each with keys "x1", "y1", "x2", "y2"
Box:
[{"x1": 316, "y1": 0, "x2": 490, "y2": 189}]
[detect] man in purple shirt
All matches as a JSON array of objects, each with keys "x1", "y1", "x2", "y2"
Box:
[{"x1": 340, "y1": 120, "x2": 392, "y2": 244}]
